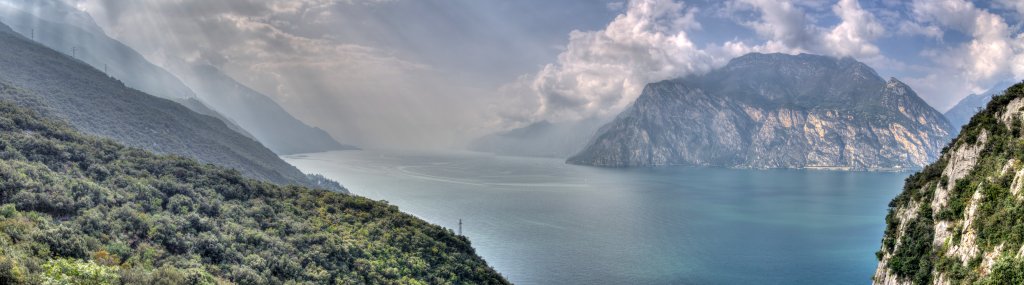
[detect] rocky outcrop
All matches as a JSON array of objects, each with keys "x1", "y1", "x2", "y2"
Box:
[
  {"x1": 874, "y1": 83, "x2": 1024, "y2": 284},
  {"x1": 568, "y1": 53, "x2": 954, "y2": 170}
]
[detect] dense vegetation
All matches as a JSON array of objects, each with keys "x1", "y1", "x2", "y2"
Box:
[
  {"x1": 878, "y1": 82, "x2": 1024, "y2": 284},
  {"x1": 0, "y1": 101, "x2": 507, "y2": 284}
]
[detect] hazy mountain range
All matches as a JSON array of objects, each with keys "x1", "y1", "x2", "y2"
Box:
[
  {"x1": 568, "y1": 53, "x2": 954, "y2": 170},
  {"x1": 0, "y1": 1, "x2": 353, "y2": 155},
  {"x1": 468, "y1": 118, "x2": 607, "y2": 158},
  {"x1": 162, "y1": 61, "x2": 357, "y2": 155},
  {"x1": 0, "y1": 21, "x2": 341, "y2": 191},
  {"x1": 943, "y1": 81, "x2": 1015, "y2": 135}
]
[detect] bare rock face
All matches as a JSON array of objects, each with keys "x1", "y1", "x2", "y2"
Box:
[
  {"x1": 568, "y1": 53, "x2": 954, "y2": 170},
  {"x1": 874, "y1": 83, "x2": 1024, "y2": 284}
]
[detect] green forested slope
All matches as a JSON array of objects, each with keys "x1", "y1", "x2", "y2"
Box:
[
  {"x1": 874, "y1": 82, "x2": 1024, "y2": 284},
  {"x1": 0, "y1": 21, "x2": 339, "y2": 192},
  {"x1": 0, "y1": 101, "x2": 507, "y2": 284}
]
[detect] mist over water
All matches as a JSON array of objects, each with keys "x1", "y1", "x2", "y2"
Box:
[{"x1": 285, "y1": 150, "x2": 908, "y2": 285}]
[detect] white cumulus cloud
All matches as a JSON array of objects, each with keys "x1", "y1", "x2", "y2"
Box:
[
  {"x1": 523, "y1": 0, "x2": 725, "y2": 122},
  {"x1": 904, "y1": 0, "x2": 1024, "y2": 109},
  {"x1": 508, "y1": 0, "x2": 893, "y2": 124}
]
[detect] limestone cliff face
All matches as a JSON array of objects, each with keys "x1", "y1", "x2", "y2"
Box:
[
  {"x1": 568, "y1": 53, "x2": 954, "y2": 170},
  {"x1": 874, "y1": 83, "x2": 1024, "y2": 284}
]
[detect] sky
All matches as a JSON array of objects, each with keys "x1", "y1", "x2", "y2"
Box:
[{"x1": 46, "y1": 0, "x2": 1024, "y2": 148}]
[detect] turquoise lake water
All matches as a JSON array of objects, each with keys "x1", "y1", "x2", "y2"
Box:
[{"x1": 283, "y1": 150, "x2": 909, "y2": 285}]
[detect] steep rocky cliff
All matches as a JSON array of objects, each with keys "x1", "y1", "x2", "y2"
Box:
[
  {"x1": 568, "y1": 53, "x2": 954, "y2": 170},
  {"x1": 874, "y1": 82, "x2": 1024, "y2": 284}
]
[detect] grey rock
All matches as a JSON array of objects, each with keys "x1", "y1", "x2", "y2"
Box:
[{"x1": 569, "y1": 53, "x2": 954, "y2": 170}]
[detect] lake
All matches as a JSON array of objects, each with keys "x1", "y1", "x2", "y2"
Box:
[{"x1": 283, "y1": 150, "x2": 908, "y2": 285}]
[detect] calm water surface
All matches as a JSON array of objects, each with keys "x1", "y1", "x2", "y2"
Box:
[{"x1": 283, "y1": 150, "x2": 908, "y2": 285}]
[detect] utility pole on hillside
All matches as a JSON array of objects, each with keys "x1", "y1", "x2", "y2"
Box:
[
  {"x1": 458, "y1": 219, "x2": 462, "y2": 236},
  {"x1": 72, "y1": 46, "x2": 76, "y2": 58},
  {"x1": 104, "y1": 64, "x2": 108, "y2": 74}
]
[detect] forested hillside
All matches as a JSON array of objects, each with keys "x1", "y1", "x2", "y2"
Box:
[
  {"x1": 0, "y1": 101, "x2": 507, "y2": 284},
  {"x1": 0, "y1": 1, "x2": 355, "y2": 156},
  {"x1": 874, "y1": 82, "x2": 1024, "y2": 284},
  {"x1": 0, "y1": 21, "x2": 341, "y2": 192}
]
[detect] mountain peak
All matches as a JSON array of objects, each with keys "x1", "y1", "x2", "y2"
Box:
[
  {"x1": 886, "y1": 77, "x2": 907, "y2": 86},
  {"x1": 569, "y1": 53, "x2": 952, "y2": 169}
]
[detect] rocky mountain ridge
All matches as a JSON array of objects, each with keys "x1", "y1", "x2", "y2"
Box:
[
  {"x1": 568, "y1": 53, "x2": 954, "y2": 170},
  {"x1": 874, "y1": 82, "x2": 1024, "y2": 284}
]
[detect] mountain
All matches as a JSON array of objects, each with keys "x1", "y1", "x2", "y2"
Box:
[
  {"x1": 469, "y1": 118, "x2": 607, "y2": 158},
  {"x1": 944, "y1": 82, "x2": 1015, "y2": 134},
  {"x1": 0, "y1": 21, "x2": 342, "y2": 192},
  {"x1": 164, "y1": 62, "x2": 358, "y2": 155},
  {"x1": 172, "y1": 97, "x2": 256, "y2": 140},
  {"x1": 0, "y1": 101, "x2": 507, "y2": 284},
  {"x1": 0, "y1": 1, "x2": 259, "y2": 146},
  {"x1": 0, "y1": 0, "x2": 195, "y2": 101},
  {"x1": 873, "y1": 83, "x2": 1024, "y2": 284},
  {"x1": 568, "y1": 53, "x2": 954, "y2": 170},
  {"x1": 0, "y1": 0, "x2": 354, "y2": 155}
]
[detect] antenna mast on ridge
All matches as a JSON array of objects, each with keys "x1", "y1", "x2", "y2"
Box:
[{"x1": 458, "y1": 219, "x2": 462, "y2": 236}]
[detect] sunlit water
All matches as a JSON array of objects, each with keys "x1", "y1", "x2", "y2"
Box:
[{"x1": 283, "y1": 150, "x2": 908, "y2": 285}]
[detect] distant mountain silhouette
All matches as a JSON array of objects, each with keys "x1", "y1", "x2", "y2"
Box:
[
  {"x1": 0, "y1": 21, "x2": 343, "y2": 192},
  {"x1": 0, "y1": 1, "x2": 355, "y2": 155},
  {"x1": 944, "y1": 81, "x2": 1016, "y2": 134},
  {"x1": 469, "y1": 118, "x2": 607, "y2": 158}
]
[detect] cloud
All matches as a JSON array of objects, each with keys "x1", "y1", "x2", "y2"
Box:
[
  {"x1": 50, "y1": 0, "x2": 1024, "y2": 143},
  {"x1": 729, "y1": 0, "x2": 886, "y2": 58},
  {"x1": 903, "y1": 0, "x2": 1024, "y2": 109},
  {"x1": 730, "y1": 0, "x2": 818, "y2": 53},
  {"x1": 996, "y1": 0, "x2": 1024, "y2": 17},
  {"x1": 895, "y1": 21, "x2": 943, "y2": 40},
  {"x1": 823, "y1": 0, "x2": 885, "y2": 57},
  {"x1": 520, "y1": 0, "x2": 728, "y2": 122},
  {"x1": 606, "y1": 1, "x2": 625, "y2": 11},
  {"x1": 65, "y1": 0, "x2": 498, "y2": 149},
  {"x1": 510, "y1": 0, "x2": 895, "y2": 124}
]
